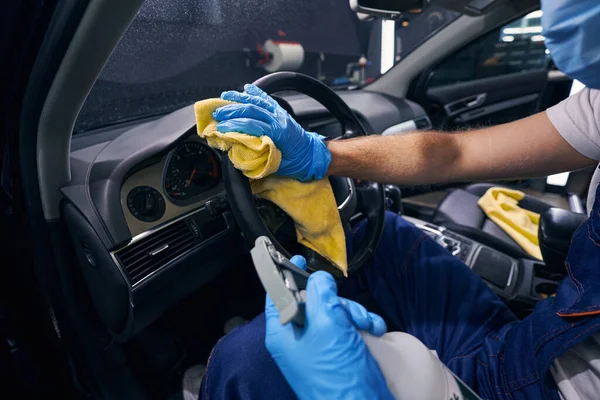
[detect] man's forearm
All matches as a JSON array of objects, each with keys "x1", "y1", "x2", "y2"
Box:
[
  {"x1": 326, "y1": 112, "x2": 596, "y2": 185},
  {"x1": 327, "y1": 132, "x2": 461, "y2": 185}
]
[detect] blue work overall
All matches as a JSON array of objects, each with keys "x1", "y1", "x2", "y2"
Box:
[{"x1": 200, "y1": 184, "x2": 600, "y2": 400}]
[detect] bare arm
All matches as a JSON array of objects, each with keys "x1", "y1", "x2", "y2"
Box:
[{"x1": 327, "y1": 112, "x2": 596, "y2": 185}]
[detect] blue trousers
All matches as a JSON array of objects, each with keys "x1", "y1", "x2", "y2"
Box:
[{"x1": 199, "y1": 213, "x2": 558, "y2": 399}]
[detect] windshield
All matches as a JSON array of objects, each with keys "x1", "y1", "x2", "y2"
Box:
[{"x1": 75, "y1": 0, "x2": 459, "y2": 133}]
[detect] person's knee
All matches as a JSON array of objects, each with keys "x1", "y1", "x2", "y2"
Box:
[
  {"x1": 202, "y1": 314, "x2": 294, "y2": 399},
  {"x1": 205, "y1": 316, "x2": 267, "y2": 379}
]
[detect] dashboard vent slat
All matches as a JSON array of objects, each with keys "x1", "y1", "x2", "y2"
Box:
[
  {"x1": 126, "y1": 235, "x2": 196, "y2": 277},
  {"x1": 115, "y1": 219, "x2": 198, "y2": 286},
  {"x1": 119, "y1": 227, "x2": 192, "y2": 265},
  {"x1": 127, "y1": 237, "x2": 197, "y2": 282}
]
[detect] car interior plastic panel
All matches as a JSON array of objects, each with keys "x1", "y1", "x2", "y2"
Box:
[
  {"x1": 86, "y1": 106, "x2": 197, "y2": 247},
  {"x1": 403, "y1": 216, "x2": 556, "y2": 314}
]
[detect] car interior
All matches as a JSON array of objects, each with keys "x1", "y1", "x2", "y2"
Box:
[{"x1": 2, "y1": 0, "x2": 596, "y2": 398}]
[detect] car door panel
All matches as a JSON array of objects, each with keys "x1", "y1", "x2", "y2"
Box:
[
  {"x1": 426, "y1": 70, "x2": 547, "y2": 128},
  {"x1": 539, "y1": 70, "x2": 574, "y2": 111},
  {"x1": 413, "y1": 10, "x2": 557, "y2": 130},
  {"x1": 427, "y1": 70, "x2": 546, "y2": 112}
]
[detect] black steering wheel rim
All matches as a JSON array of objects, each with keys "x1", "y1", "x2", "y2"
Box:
[{"x1": 222, "y1": 72, "x2": 385, "y2": 277}]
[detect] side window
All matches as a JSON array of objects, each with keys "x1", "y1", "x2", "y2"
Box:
[{"x1": 429, "y1": 10, "x2": 551, "y2": 88}]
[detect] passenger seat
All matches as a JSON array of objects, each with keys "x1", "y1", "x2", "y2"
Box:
[{"x1": 432, "y1": 183, "x2": 553, "y2": 260}]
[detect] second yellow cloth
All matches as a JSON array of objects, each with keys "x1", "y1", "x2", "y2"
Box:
[
  {"x1": 477, "y1": 187, "x2": 542, "y2": 260},
  {"x1": 194, "y1": 98, "x2": 348, "y2": 276}
]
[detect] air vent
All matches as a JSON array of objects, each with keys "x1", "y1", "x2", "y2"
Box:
[
  {"x1": 414, "y1": 116, "x2": 432, "y2": 130},
  {"x1": 115, "y1": 220, "x2": 198, "y2": 286}
]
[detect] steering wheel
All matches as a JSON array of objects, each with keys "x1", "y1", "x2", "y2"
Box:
[{"x1": 222, "y1": 72, "x2": 385, "y2": 278}]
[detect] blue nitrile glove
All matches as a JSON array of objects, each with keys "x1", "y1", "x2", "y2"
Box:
[
  {"x1": 213, "y1": 84, "x2": 332, "y2": 181},
  {"x1": 265, "y1": 255, "x2": 394, "y2": 400}
]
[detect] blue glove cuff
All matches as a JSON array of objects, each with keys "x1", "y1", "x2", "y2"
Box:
[{"x1": 303, "y1": 132, "x2": 332, "y2": 181}]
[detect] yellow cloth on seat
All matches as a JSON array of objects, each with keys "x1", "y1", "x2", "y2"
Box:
[
  {"x1": 194, "y1": 99, "x2": 348, "y2": 276},
  {"x1": 477, "y1": 187, "x2": 542, "y2": 260}
]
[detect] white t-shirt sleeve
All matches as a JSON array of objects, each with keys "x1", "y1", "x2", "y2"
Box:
[{"x1": 546, "y1": 87, "x2": 600, "y2": 161}]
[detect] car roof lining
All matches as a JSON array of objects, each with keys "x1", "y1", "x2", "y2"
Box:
[{"x1": 33, "y1": 0, "x2": 538, "y2": 220}]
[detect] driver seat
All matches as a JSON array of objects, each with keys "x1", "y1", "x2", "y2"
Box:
[{"x1": 432, "y1": 183, "x2": 554, "y2": 260}]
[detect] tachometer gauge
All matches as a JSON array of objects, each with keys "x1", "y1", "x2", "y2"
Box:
[{"x1": 163, "y1": 141, "x2": 221, "y2": 202}]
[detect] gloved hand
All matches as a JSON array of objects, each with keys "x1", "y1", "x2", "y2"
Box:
[
  {"x1": 265, "y1": 255, "x2": 393, "y2": 400},
  {"x1": 213, "y1": 84, "x2": 332, "y2": 181}
]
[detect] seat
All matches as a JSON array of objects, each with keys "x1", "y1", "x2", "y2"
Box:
[{"x1": 432, "y1": 183, "x2": 553, "y2": 260}]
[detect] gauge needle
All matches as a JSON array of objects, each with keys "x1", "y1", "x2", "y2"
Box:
[{"x1": 187, "y1": 168, "x2": 196, "y2": 186}]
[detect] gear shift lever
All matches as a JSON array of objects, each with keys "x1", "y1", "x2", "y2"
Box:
[{"x1": 538, "y1": 208, "x2": 587, "y2": 275}]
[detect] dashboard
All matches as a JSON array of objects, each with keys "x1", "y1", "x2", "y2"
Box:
[
  {"x1": 121, "y1": 137, "x2": 223, "y2": 237},
  {"x1": 62, "y1": 89, "x2": 429, "y2": 340}
]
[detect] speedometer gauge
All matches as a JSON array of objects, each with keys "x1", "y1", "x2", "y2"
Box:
[{"x1": 163, "y1": 141, "x2": 221, "y2": 202}]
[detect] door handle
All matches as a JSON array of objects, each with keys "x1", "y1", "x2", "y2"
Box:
[
  {"x1": 444, "y1": 93, "x2": 487, "y2": 116},
  {"x1": 466, "y1": 94, "x2": 486, "y2": 108}
]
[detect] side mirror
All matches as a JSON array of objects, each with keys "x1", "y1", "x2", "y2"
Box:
[{"x1": 350, "y1": 0, "x2": 425, "y2": 19}]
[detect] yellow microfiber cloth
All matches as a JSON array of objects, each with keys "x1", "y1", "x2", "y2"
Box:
[
  {"x1": 194, "y1": 98, "x2": 348, "y2": 276},
  {"x1": 477, "y1": 187, "x2": 542, "y2": 260}
]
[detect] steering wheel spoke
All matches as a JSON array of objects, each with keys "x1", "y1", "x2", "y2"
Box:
[
  {"x1": 355, "y1": 180, "x2": 381, "y2": 211},
  {"x1": 329, "y1": 176, "x2": 357, "y2": 224}
]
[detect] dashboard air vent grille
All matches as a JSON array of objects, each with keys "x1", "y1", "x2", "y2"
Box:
[{"x1": 115, "y1": 219, "x2": 198, "y2": 286}]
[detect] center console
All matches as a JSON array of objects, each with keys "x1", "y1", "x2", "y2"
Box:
[{"x1": 404, "y1": 216, "x2": 559, "y2": 316}]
